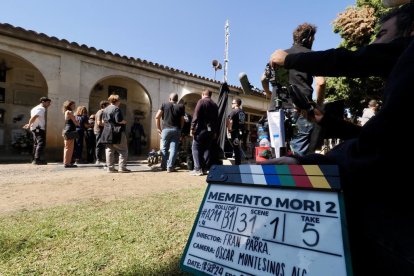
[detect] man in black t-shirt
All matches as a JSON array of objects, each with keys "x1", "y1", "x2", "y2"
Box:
[
  {"x1": 227, "y1": 98, "x2": 246, "y2": 165},
  {"x1": 155, "y1": 93, "x2": 185, "y2": 172},
  {"x1": 287, "y1": 23, "x2": 325, "y2": 156},
  {"x1": 263, "y1": 23, "x2": 325, "y2": 156}
]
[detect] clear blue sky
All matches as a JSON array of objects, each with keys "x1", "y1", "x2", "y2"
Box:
[{"x1": 2, "y1": 0, "x2": 355, "y2": 88}]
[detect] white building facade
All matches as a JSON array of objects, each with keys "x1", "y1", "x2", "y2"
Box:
[{"x1": 0, "y1": 23, "x2": 269, "y2": 162}]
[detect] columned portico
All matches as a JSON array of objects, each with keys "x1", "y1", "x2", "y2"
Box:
[{"x1": 0, "y1": 23, "x2": 268, "y2": 162}]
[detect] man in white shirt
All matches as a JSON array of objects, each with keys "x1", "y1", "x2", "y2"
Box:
[{"x1": 23, "y1": 96, "x2": 51, "y2": 165}]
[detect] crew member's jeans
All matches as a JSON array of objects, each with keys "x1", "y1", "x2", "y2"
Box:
[
  {"x1": 192, "y1": 134, "x2": 214, "y2": 172},
  {"x1": 105, "y1": 132, "x2": 128, "y2": 169},
  {"x1": 290, "y1": 113, "x2": 314, "y2": 156},
  {"x1": 160, "y1": 127, "x2": 181, "y2": 169},
  {"x1": 31, "y1": 128, "x2": 46, "y2": 161}
]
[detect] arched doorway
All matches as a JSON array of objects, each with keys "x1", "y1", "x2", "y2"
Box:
[
  {"x1": 179, "y1": 93, "x2": 201, "y2": 116},
  {"x1": 89, "y1": 76, "x2": 151, "y2": 157},
  {"x1": 0, "y1": 51, "x2": 48, "y2": 162}
]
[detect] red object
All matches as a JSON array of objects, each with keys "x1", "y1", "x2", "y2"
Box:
[{"x1": 255, "y1": 146, "x2": 271, "y2": 162}]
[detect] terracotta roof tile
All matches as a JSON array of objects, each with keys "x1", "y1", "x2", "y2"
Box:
[{"x1": 0, "y1": 22, "x2": 262, "y2": 94}]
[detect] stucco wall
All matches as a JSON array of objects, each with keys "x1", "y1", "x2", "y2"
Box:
[{"x1": 0, "y1": 29, "x2": 268, "y2": 162}]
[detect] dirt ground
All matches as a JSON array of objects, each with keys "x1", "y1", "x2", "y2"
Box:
[{"x1": 0, "y1": 161, "x2": 207, "y2": 215}]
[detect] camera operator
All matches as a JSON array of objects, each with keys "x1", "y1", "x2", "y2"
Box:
[
  {"x1": 260, "y1": 3, "x2": 414, "y2": 274},
  {"x1": 268, "y1": 4, "x2": 414, "y2": 140},
  {"x1": 263, "y1": 23, "x2": 326, "y2": 156}
]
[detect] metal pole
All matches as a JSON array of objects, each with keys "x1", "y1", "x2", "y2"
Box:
[{"x1": 224, "y1": 20, "x2": 229, "y2": 83}]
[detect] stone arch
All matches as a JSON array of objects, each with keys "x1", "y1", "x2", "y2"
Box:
[
  {"x1": 88, "y1": 75, "x2": 152, "y2": 156},
  {"x1": 0, "y1": 50, "x2": 48, "y2": 161},
  {"x1": 178, "y1": 92, "x2": 201, "y2": 116}
]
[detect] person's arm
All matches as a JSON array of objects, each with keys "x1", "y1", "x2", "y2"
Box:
[
  {"x1": 256, "y1": 152, "x2": 334, "y2": 165},
  {"x1": 155, "y1": 110, "x2": 163, "y2": 136},
  {"x1": 256, "y1": 156, "x2": 299, "y2": 165},
  {"x1": 180, "y1": 116, "x2": 185, "y2": 129},
  {"x1": 226, "y1": 117, "x2": 232, "y2": 133},
  {"x1": 23, "y1": 115, "x2": 39, "y2": 129},
  {"x1": 269, "y1": 49, "x2": 288, "y2": 67},
  {"x1": 66, "y1": 111, "x2": 80, "y2": 126},
  {"x1": 97, "y1": 111, "x2": 104, "y2": 127},
  {"x1": 270, "y1": 38, "x2": 412, "y2": 78},
  {"x1": 314, "y1": 76, "x2": 326, "y2": 105},
  {"x1": 261, "y1": 72, "x2": 271, "y2": 97},
  {"x1": 190, "y1": 101, "x2": 201, "y2": 136},
  {"x1": 285, "y1": 40, "x2": 410, "y2": 77},
  {"x1": 113, "y1": 110, "x2": 127, "y2": 125},
  {"x1": 179, "y1": 105, "x2": 185, "y2": 129}
]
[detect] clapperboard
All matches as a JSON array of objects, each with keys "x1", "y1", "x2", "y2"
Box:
[{"x1": 181, "y1": 164, "x2": 352, "y2": 276}]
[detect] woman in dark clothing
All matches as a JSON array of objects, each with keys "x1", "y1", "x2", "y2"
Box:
[
  {"x1": 85, "y1": 114, "x2": 96, "y2": 163},
  {"x1": 74, "y1": 106, "x2": 89, "y2": 164}
]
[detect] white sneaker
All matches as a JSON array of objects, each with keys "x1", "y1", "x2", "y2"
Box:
[{"x1": 190, "y1": 170, "x2": 203, "y2": 176}]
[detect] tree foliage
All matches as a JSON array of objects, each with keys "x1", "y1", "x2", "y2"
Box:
[
  {"x1": 326, "y1": 0, "x2": 390, "y2": 117},
  {"x1": 333, "y1": 5, "x2": 376, "y2": 48}
]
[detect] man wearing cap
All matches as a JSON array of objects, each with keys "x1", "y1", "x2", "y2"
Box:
[{"x1": 23, "y1": 96, "x2": 51, "y2": 165}]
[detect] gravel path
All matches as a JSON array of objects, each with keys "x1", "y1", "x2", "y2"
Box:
[{"x1": 0, "y1": 162, "x2": 207, "y2": 215}]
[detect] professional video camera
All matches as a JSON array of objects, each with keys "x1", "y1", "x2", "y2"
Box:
[
  {"x1": 261, "y1": 62, "x2": 317, "y2": 156},
  {"x1": 264, "y1": 63, "x2": 315, "y2": 113},
  {"x1": 263, "y1": 63, "x2": 292, "y2": 111},
  {"x1": 263, "y1": 62, "x2": 280, "y2": 86},
  {"x1": 238, "y1": 64, "x2": 314, "y2": 157}
]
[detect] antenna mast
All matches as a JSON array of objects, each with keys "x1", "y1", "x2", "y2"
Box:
[{"x1": 224, "y1": 20, "x2": 229, "y2": 83}]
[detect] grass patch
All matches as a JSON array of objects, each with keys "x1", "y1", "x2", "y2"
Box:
[{"x1": 0, "y1": 187, "x2": 205, "y2": 275}]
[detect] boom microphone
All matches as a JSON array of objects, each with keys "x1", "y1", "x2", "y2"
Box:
[
  {"x1": 239, "y1": 72, "x2": 253, "y2": 94},
  {"x1": 239, "y1": 72, "x2": 262, "y2": 94}
]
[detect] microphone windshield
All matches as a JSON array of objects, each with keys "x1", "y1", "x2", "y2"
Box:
[{"x1": 239, "y1": 72, "x2": 253, "y2": 94}]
